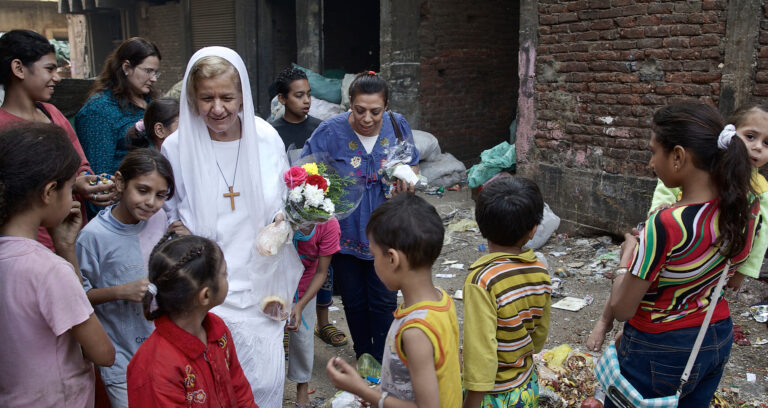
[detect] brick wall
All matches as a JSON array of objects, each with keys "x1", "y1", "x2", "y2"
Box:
[
  {"x1": 418, "y1": 0, "x2": 519, "y2": 163},
  {"x1": 136, "y1": 2, "x2": 186, "y2": 95},
  {"x1": 533, "y1": 0, "x2": 728, "y2": 179},
  {"x1": 754, "y1": 3, "x2": 768, "y2": 101}
]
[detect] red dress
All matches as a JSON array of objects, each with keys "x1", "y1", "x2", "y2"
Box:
[
  {"x1": 0, "y1": 103, "x2": 91, "y2": 251},
  {"x1": 127, "y1": 313, "x2": 258, "y2": 408}
]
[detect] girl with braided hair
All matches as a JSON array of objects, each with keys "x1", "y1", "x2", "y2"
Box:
[
  {"x1": 127, "y1": 234, "x2": 256, "y2": 407},
  {"x1": 75, "y1": 148, "x2": 175, "y2": 407}
]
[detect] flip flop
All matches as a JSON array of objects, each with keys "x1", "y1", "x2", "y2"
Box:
[{"x1": 315, "y1": 323, "x2": 348, "y2": 347}]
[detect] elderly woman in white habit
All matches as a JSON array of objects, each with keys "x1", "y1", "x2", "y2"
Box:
[{"x1": 161, "y1": 46, "x2": 303, "y2": 407}]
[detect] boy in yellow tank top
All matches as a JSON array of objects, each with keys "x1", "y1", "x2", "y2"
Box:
[{"x1": 326, "y1": 193, "x2": 461, "y2": 407}]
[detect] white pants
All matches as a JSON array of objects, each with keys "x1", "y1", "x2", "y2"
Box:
[{"x1": 287, "y1": 297, "x2": 317, "y2": 384}]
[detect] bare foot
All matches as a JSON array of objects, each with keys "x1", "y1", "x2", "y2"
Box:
[{"x1": 586, "y1": 319, "x2": 613, "y2": 352}]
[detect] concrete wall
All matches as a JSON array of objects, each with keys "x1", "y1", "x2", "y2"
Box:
[
  {"x1": 0, "y1": 1, "x2": 67, "y2": 38},
  {"x1": 518, "y1": 0, "x2": 765, "y2": 236}
]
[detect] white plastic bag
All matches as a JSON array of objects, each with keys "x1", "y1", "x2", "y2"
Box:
[
  {"x1": 255, "y1": 220, "x2": 293, "y2": 256},
  {"x1": 412, "y1": 129, "x2": 441, "y2": 162},
  {"x1": 524, "y1": 203, "x2": 560, "y2": 250},
  {"x1": 419, "y1": 153, "x2": 467, "y2": 187}
]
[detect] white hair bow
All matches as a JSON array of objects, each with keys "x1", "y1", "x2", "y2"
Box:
[{"x1": 718, "y1": 124, "x2": 736, "y2": 150}]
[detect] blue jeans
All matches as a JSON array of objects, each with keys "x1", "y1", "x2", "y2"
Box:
[
  {"x1": 332, "y1": 253, "x2": 397, "y2": 362},
  {"x1": 605, "y1": 318, "x2": 733, "y2": 408},
  {"x1": 316, "y1": 265, "x2": 334, "y2": 308}
]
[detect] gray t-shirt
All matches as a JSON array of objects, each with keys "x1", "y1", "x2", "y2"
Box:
[{"x1": 271, "y1": 115, "x2": 322, "y2": 151}]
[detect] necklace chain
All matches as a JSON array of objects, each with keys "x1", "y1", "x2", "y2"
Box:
[{"x1": 213, "y1": 137, "x2": 242, "y2": 188}]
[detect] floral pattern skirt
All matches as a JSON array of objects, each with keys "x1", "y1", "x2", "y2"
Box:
[{"x1": 481, "y1": 369, "x2": 539, "y2": 408}]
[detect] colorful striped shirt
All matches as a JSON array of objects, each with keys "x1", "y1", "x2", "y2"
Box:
[
  {"x1": 629, "y1": 197, "x2": 761, "y2": 333},
  {"x1": 463, "y1": 250, "x2": 551, "y2": 393}
]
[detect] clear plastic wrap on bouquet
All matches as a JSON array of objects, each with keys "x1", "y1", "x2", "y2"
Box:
[
  {"x1": 283, "y1": 153, "x2": 364, "y2": 229},
  {"x1": 381, "y1": 139, "x2": 428, "y2": 190}
]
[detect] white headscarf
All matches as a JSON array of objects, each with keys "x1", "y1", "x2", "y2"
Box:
[{"x1": 165, "y1": 46, "x2": 287, "y2": 239}]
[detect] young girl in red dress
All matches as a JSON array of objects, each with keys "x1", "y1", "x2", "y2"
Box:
[{"x1": 127, "y1": 235, "x2": 256, "y2": 407}]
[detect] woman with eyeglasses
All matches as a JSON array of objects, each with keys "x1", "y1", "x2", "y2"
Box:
[{"x1": 76, "y1": 37, "x2": 162, "y2": 217}]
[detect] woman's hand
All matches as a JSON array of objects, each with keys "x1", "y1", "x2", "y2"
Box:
[
  {"x1": 168, "y1": 221, "x2": 191, "y2": 236},
  {"x1": 118, "y1": 278, "x2": 150, "y2": 302},
  {"x1": 391, "y1": 178, "x2": 415, "y2": 196},
  {"x1": 75, "y1": 173, "x2": 117, "y2": 206},
  {"x1": 726, "y1": 272, "x2": 746, "y2": 291},
  {"x1": 48, "y1": 200, "x2": 83, "y2": 251}
]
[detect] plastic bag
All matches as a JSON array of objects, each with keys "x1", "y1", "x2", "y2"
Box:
[
  {"x1": 381, "y1": 140, "x2": 428, "y2": 190},
  {"x1": 419, "y1": 153, "x2": 467, "y2": 187},
  {"x1": 412, "y1": 129, "x2": 441, "y2": 162},
  {"x1": 283, "y1": 153, "x2": 364, "y2": 229},
  {"x1": 292, "y1": 63, "x2": 343, "y2": 104},
  {"x1": 524, "y1": 203, "x2": 560, "y2": 250},
  {"x1": 250, "y1": 226, "x2": 303, "y2": 321},
  {"x1": 467, "y1": 141, "x2": 517, "y2": 188},
  {"x1": 255, "y1": 220, "x2": 293, "y2": 256}
]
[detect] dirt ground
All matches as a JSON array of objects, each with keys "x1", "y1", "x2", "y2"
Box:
[{"x1": 282, "y1": 189, "x2": 768, "y2": 407}]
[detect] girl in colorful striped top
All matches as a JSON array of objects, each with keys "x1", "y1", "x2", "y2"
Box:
[{"x1": 596, "y1": 102, "x2": 760, "y2": 408}]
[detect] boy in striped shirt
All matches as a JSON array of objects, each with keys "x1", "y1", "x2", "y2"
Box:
[{"x1": 462, "y1": 177, "x2": 552, "y2": 408}]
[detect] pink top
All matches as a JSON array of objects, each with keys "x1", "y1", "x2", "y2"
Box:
[
  {"x1": 295, "y1": 219, "x2": 341, "y2": 298},
  {"x1": 0, "y1": 236, "x2": 95, "y2": 408},
  {"x1": 0, "y1": 103, "x2": 92, "y2": 252}
]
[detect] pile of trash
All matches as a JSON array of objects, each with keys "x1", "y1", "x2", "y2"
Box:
[{"x1": 536, "y1": 344, "x2": 600, "y2": 408}]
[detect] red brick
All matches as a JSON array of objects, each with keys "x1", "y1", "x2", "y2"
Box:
[
  {"x1": 647, "y1": 3, "x2": 674, "y2": 14},
  {"x1": 691, "y1": 72, "x2": 722, "y2": 83},
  {"x1": 660, "y1": 14, "x2": 689, "y2": 24},
  {"x1": 663, "y1": 37, "x2": 690, "y2": 48},
  {"x1": 669, "y1": 48, "x2": 700, "y2": 60},
  {"x1": 755, "y1": 72, "x2": 768, "y2": 83},
  {"x1": 700, "y1": 46, "x2": 722, "y2": 59},
  {"x1": 599, "y1": 30, "x2": 621, "y2": 40},
  {"x1": 615, "y1": 16, "x2": 636, "y2": 28},
  {"x1": 612, "y1": 40, "x2": 637, "y2": 49},
  {"x1": 589, "y1": 19, "x2": 615, "y2": 30},
  {"x1": 759, "y1": 46, "x2": 768, "y2": 59},
  {"x1": 559, "y1": 12, "x2": 579, "y2": 23},
  {"x1": 558, "y1": 61, "x2": 589, "y2": 72},
  {"x1": 669, "y1": 24, "x2": 701, "y2": 36},
  {"x1": 566, "y1": 1, "x2": 591, "y2": 11},
  {"x1": 701, "y1": 23, "x2": 725, "y2": 34},
  {"x1": 682, "y1": 84, "x2": 713, "y2": 96},
  {"x1": 665, "y1": 72, "x2": 691, "y2": 83},
  {"x1": 690, "y1": 35, "x2": 721, "y2": 47},
  {"x1": 655, "y1": 84, "x2": 683, "y2": 95},
  {"x1": 688, "y1": 12, "x2": 720, "y2": 24},
  {"x1": 702, "y1": 0, "x2": 726, "y2": 11},
  {"x1": 637, "y1": 38, "x2": 663, "y2": 48},
  {"x1": 635, "y1": 15, "x2": 660, "y2": 26},
  {"x1": 681, "y1": 60, "x2": 711, "y2": 71},
  {"x1": 620, "y1": 28, "x2": 645, "y2": 39},
  {"x1": 540, "y1": 15, "x2": 559, "y2": 25},
  {"x1": 755, "y1": 85, "x2": 768, "y2": 96},
  {"x1": 589, "y1": 0, "x2": 611, "y2": 9},
  {"x1": 575, "y1": 31, "x2": 600, "y2": 41},
  {"x1": 645, "y1": 26, "x2": 671, "y2": 37}
]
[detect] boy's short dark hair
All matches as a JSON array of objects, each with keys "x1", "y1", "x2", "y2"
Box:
[
  {"x1": 475, "y1": 176, "x2": 544, "y2": 246},
  {"x1": 366, "y1": 193, "x2": 444, "y2": 269},
  {"x1": 275, "y1": 67, "x2": 308, "y2": 96}
]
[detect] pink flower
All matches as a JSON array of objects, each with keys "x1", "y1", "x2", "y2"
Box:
[{"x1": 284, "y1": 166, "x2": 307, "y2": 189}]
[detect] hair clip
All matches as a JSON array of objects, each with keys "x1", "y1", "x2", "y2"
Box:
[
  {"x1": 135, "y1": 119, "x2": 146, "y2": 133},
  {"x1": 718, "y1": 124, "x2": 736, "y2": 150},
  {"x1": 367, "y1": 71, "x2": 376, "y2": 75}
]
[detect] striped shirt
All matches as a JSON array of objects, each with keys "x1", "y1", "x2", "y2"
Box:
[
  {"x1": 629, "y1": 197, "x2": 761, "y2": 333},
  {"x1": 463, "y1": 250, "x2": 551, "y2": 393}
]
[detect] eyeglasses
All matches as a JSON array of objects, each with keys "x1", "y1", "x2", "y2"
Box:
[{"x1": 137, "y1": 66, "x2": 161, "y2": 79}]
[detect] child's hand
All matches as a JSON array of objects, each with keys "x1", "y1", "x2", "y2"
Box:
[
  {"x1": 48, "y1": 200, "x2": 83, "y2": 251},
  {"x1": 168, "y1": 221, "x2": 191, "y2": 236},
  {"x1": 726, "y1": 272, "x2": 746, "y2": 291},
  {"x1": 75, "y1": 174, "x2": 117, "y2": 206},
  {"x1": 119, "y1": 278, "x2": 150, "y2": 303},
  {"x1": 326, "y1": 357, "x2": 367, "y2": 396},
  {"x1": 286, "y1": 304, "x2": 303, "y2": 331}
]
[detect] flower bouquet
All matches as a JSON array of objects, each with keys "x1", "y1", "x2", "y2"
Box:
[{"x1": 282, "y1": 156, "x2": 362, "y2": 229}]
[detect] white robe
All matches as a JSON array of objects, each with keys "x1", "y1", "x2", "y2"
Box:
[{"x1": 163, "y1": 47, "x2": 303, "y2": 408}]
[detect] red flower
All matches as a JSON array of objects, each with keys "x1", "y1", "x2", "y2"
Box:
[
  {"x1": 283, "y1": 166, "x2": 307, "y2": 189},
  {"x1": 306, "y1": 174, "x2": 328, "y2": 192}
]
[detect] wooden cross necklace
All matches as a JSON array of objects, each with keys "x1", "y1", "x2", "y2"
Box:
[{"x1": 214, "y1": 136, "x2": 242, "y2": 210}]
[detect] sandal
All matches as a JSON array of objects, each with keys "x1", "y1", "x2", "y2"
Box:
[{"x1": 315, "y1": 323, "x2": 348, "y2": 347}]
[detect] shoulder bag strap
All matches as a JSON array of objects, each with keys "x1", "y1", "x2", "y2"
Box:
[
  {"x1": 677, "y1": 260, "x2": 731, "y2": 395},
  {"x1": 388, "y1": 110, "x2": 403, "y2": 143}
]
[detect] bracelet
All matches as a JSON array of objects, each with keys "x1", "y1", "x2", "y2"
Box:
[
  {"x1": 615, "y1": 267, "x2": 628, "y2": 276},
  {"x1": 379, "y1": 391, "x2": 389, "y2": 408}
]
